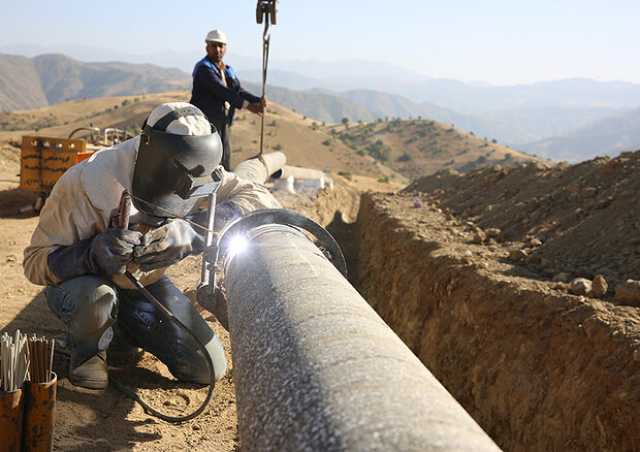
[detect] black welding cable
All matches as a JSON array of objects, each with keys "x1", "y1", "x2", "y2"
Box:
[{"x1": 110, "y1": 271, "x2": 216, "y2": 423}]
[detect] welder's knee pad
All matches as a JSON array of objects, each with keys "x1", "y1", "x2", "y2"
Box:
[
  {"x1": 116, "y1": 276, "x2": 227, "y2": 383},
  {"x1": 171, "y1": 334, "x2": 228, "y2": 384},
  {"x1": 130, "y1": 329, "x2": 227, "y2": 384}
]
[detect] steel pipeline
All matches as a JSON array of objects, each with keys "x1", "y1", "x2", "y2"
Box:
[{"x1": 220, "y1": 214, "x2": 501, "y2": 452}]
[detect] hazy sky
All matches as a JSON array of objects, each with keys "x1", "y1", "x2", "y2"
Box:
[{"x1": 2, "y1": 0, "x2": 639, "y2": 85}]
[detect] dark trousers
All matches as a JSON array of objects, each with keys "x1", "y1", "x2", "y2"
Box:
[{"x1": 211, "y1": 119, "x2": 232, "y2": 171}]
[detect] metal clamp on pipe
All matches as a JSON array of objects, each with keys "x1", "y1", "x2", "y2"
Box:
[{"x1": 196, "y1": 209, "x2": 347, "y2": 318}]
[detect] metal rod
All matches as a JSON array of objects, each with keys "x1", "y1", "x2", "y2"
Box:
[
  {"x1": 257, "y1": 1, "x2": 273, "y2": 159},
  {"x1": 200, "y1": 192, "x2": 217, "y2": 295},
  {"x1": 224, "y1": 224, "x2": 501, "y2": 452},
  {"x1": 1, "y1": 330, "x2": 31, "y2": 392}
]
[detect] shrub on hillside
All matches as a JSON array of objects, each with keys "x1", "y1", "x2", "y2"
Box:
[
  {"x1": 366, "y1": 140, "x2": 390, "y2": 162},
  {"x1": 397, "y1": 152, "x2": 412, "y2": 162}
]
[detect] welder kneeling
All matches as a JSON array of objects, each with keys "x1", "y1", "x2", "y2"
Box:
[{"x1": 23, "y1": 102, "x2": 281, "y2": 390}]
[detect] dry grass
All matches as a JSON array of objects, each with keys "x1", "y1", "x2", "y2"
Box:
[{"x1": 332, "y1": 118, "x2": 542, "y2": 179}]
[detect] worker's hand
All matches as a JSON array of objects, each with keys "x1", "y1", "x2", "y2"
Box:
[
  {"x1": 260, "y1": 97, "x2": 267, "y2": 109},
  {"x1": 247, "y1": 102, "x2": 264, "y2": 115},
  {"x1": 133, "y1": 219, "x2": 204, "y2": 271},
  {"x1": 90, "y1": 229, "x2": 143, "y2": 275}
]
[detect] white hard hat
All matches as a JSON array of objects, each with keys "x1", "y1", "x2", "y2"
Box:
[
  {"x1": 205, "y1": 29, "x2": 228, "y2": 45},
  {"x1": 146, "y1": 102, "x2": 211, "y2": 136}
]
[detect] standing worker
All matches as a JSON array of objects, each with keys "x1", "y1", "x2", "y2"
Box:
[
  {"x1": 23, "y1": 102, "x2": 281, "y2": 390},
  {"x1": 190, "y1": 29, "x2": 266, "y2": 170}
]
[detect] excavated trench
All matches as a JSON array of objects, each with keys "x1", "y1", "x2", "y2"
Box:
[{"x1": 321, "y1": 190, "x2": 640, "y2": 452}]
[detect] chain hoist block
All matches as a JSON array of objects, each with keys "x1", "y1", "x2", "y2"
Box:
[{"x1": 256, "y1": 0, "x2": 278, "y2": 25}]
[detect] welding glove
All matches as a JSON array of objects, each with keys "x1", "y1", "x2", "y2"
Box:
[
  {"x1": 48, "y1": 229, "x2": 143, "y2": 281},
  {"x1": 133, "y1": 219, "x2": 205, "y2": 271}
]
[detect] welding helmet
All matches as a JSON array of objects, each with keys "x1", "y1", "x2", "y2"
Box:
[{"x1": 132, "y1": 102, "x2": 223, "y2": 218}]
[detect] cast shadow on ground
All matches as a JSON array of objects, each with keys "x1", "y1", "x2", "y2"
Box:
[
  {"x1": 0, "y1": 187, "x2": 38, "y2": 218},
  {"x1": 1, "y1": 290, "x2": 163, "y2": 451},
  {"x1": 326, "y1": 210, "x2": 358, "y2": 284},
  {"x1": 496, "y1": 256, "x2": 551, "y2": 282}
]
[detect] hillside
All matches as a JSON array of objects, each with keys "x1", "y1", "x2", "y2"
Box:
[
  {"x1": 0, "y1": 54, "x2": 48, "y2": 111},
  {"x1": 331, "y1": 117, "x2": 542, "y2": 179},
  {"x1": 244, "y1": 82, "x2": 377, "y2": 124},
  {"x1": 0, "y1": 53, "x2": 404, "y2": 124},
  {"x1": 521, "y1": 108, "x2": 640, "y2": 161},
  {"x1": 0, "y1": 91, "x2": 402, "y2": 182},
  {"x1": 333, "y1": 90, "x2": 627, "y2": 148},
  {"x1": 0, "y1": 53, "x2": 189, "y2": 111}
]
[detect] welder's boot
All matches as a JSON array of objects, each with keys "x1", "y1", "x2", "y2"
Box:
[{"x1": 69, "y1": 351, "x2": 108, "y2": 390}]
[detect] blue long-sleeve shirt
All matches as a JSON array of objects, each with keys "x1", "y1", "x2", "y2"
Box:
[{"x1": 190, "y1": 56, "x2": 261, "y2": 129}]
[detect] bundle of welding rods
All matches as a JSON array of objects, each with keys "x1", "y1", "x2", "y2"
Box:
[{"x1": 0, "y1": 331, "x2": 54, "y2": 392}]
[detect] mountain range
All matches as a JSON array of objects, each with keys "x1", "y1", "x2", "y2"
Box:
[
  {"x1": 0, "y1": 53, "x2": 187, "y2": 111},
  {"x1": 1, "y1": 52, "x2": 639, "y2": 161},
  {"x1": 520, "y1": 108, "x2": 640, "y2": 161}
]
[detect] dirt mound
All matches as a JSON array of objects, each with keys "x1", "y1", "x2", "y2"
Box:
[
  {"x1": 353, "y1": 192, "x2": 640, "y2": 451},
  {"x1": 405, "y1": 150, "x2": 640, "y2": 288}
]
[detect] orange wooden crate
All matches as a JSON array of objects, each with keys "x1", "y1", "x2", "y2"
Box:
[{"x1": 19, "y1": 136, "x2": 91, "y2": 194}]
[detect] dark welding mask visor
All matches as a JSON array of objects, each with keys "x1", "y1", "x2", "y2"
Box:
[{"x1": 132, "y1": 126, "x2": 223, "y2": 218}]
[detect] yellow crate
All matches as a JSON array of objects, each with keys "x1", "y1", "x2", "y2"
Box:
[{"x1": 19, "y1": 136, "x2": 89, "y2": 194}]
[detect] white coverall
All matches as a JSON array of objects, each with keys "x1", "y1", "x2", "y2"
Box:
[{"x1": 24, "y1": 136, "x2": 281, "y2": 288}]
